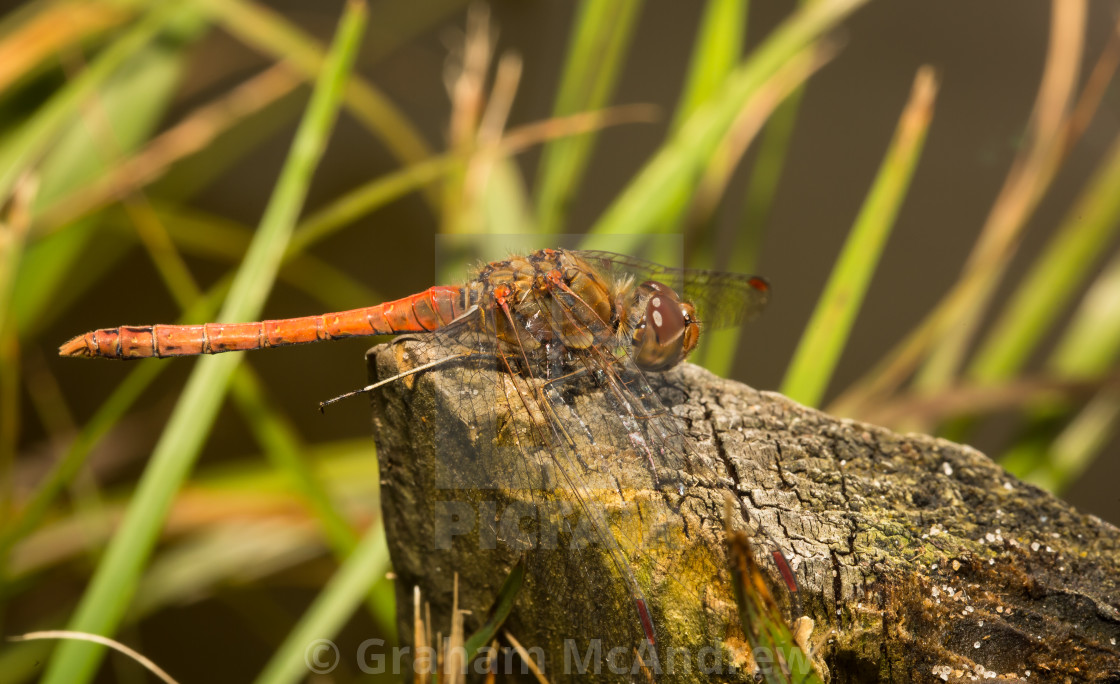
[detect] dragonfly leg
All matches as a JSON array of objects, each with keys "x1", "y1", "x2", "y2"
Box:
[{"x1": 538, "y1": 367, "x2": 600, "y2": 473}]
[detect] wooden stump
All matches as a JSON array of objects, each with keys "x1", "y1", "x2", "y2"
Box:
[{"x1": 368, "y1": 340, "x2": 1120, "y2": 682}]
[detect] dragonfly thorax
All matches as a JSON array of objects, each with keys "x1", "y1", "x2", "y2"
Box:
[
  {"x1": 475, "y1": 251, "x2": 702, "y2": 374},
  {"x1": 478, "y1": 250, "x2": 616, "y2": 358}
]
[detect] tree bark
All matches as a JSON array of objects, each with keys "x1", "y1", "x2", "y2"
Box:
[{"x1": 367, "y1": 340, "x2": 1120, "y2": 683}]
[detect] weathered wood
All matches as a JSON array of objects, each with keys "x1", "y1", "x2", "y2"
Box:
[{"x1": 368, "y1": 340, "x2": 1120, "y2": 682}]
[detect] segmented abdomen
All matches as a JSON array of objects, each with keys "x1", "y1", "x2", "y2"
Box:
[{"x1": 59, "y1": 285, "x2": 467, "y2": 359}]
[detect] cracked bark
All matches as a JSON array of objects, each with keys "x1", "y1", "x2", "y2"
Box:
[{"x1": 367, "y1": 340, "x2": 1120, "y2": 682}]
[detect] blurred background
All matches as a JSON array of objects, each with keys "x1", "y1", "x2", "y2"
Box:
[{"x1": 3, "y1": 0, "x2": 1120, "y2": 681}]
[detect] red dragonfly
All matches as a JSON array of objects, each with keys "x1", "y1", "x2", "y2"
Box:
[{"x1": 61, "y1": 248, "x2": 783, "y2": 664}]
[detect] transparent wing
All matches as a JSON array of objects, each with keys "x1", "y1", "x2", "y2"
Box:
[
  {"x1": 385, "y1": 304, "x2": 666, "y2": 657},
  {"x1": 515, "y1": 274, "x2": 751, "y2": 645},
  {"x1": 374, "y1": 253, "x2": 788, "y2": 674},
  {"x1": 574, "y1": 250, "x2": 770, "y2": 330}
]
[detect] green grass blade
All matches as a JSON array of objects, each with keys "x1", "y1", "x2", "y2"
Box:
[
  {"x1": 16, "y1": 21, "x2": 194, "y2": 316},
  {"x1": 0, "y1": 178, "x2": 33, "y2": 529},
  {"x1": 292, "y1": 105, "x2": 661, "y2": 256},
  {"x1": 193, "y1": 0, "x2": 436, "y2": 208},
  {"x1": 3, "y1": 11, "x2": 200, "y2": 555},
  {"x1": 670, "y1": 0, "x2": 746, "y2": 132},
  {"x1": 9, "y1": 169, "x2": 380, "y2": 554},
  {"x1": 144, "y1": 0, "x2": 461, "y2": 207},
  {"x1": 151, "y1": 83, "x2": 305, "y2": 204},
  {"x1": 135, "y1": 202, "x2": 379, "y2": 307},
  {"x1": 229, "y1": 369, "x2": 357, "y2": 557},
  {"x1": 461, "y1": 560, "x2": 525, "y2": 658},
  {"x1": 647, "y1": 0, "x2": 747, "y2": 254},
  {"x1": 733, "y1": 90, "x2": 804, "y2": 273},
  {"x1": 40, "y1": 4, "x2": 367, "y2": 681},
  {"x1": 913, "y1": 3, "x2": 1084, "y2": 396},
  {"x1": 291, "y1": 154, "x2": 454, "y2": 253},
  {"x1": 3, "y1": 343, "x2": 156, "y2": 560},
  {"x1": 728, "y1": 531, "x2": 823, "y2": 684},
  {"x1": 3, "y1": 439, "x2": 388, "y2": 682},
  {"x1": 12, "y1": 12, "x2": 198, "y2": 338},
  {"x1": 1035, "y1": 387, "x2": 1120, "y2": 493},
  {"x1": 35, "y1": 65, "x2": 302, "y2": 234},
  {"x1": 781, "y1": 68, "x2": 937, "y2": 406},
  {"x1": 5, "y1": 167, "x2": 393, "y2": 561},
  {"x1": 590, "y1": 0, "x2": 867, "y2": 251},
  {"x1": 8, "y1": 438, "x2": 379, "y2": 585},
  {"x1": 1002, "y1": 247, "x2": 1120, "y2": 486},
  {"x1": 968, "y1": 130, "x2": 1120, "y2": 383},
  {"x1": 228, "y1": 367, "x2": 392, "y2": 632},
  {"x1": 716, "y1": 0, "x2": 814, "y2": 275},
  {"x1": 0, "y1": 281, "x2": 229, "y2": 562},
  {"x1": 1050, "y1": 261, "x2": 1120, "y2": 378},
  {"x1": 482, "y1": 156, "x2": 534, "y2": 236},
  {"x1": 697, "y1": 60, "x2": 810, "y2": 377},
  {"x1": 97, "y1": 18, "x2": 378, "y2": 628},
  {"x1": 253, "y1": 521, "x2": 389, "y2": 684},
  {"x1": 14, "y1": 222, "x2": 131, "y2": 338},
  {"x1": 534, "y1": 0, "x2": 644, "y2": 233},
  {"x1": 0, "y1": 4, "x2": 179, "y2": 201}
]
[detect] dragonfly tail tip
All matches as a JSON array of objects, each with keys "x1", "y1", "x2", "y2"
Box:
[{"x1": 59, "y1": 335, "x2": 92, "y2": 358}]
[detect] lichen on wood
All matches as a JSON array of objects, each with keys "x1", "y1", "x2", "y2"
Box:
[{"x1": 367, "y1": 340, "x2": 1120, "y2": 682}]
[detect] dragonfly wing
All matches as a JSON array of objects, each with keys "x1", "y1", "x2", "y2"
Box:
[
  {"x1": 574, "y1": 250, "x2": 770, "y2": 330},
  {"x1": 368, "y1": 250, "x2": 782, "y2": 675},
  {"x1": 376, "y1": 324, "x2": 665, "y2": 658},
  {"x1": 372, "y1": 332, "x2": 803, "y2": 678}
]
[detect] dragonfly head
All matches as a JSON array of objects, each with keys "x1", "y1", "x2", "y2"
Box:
[{"x1": 631, "y1": 281, "x2": 700, "y2": 372}]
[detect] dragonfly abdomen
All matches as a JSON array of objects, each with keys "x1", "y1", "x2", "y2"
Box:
[{"x1": 59, "y1": 285, "x2": 468, "y2": 359}]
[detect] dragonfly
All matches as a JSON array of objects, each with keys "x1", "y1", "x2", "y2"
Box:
[{"x1": 61, "y1": 248, "x2": 792, "y2": 673}]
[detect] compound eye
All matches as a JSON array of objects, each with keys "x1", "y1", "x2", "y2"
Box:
[{"x1": 632, "y1": 282, "x2": 701, "y2": 371}]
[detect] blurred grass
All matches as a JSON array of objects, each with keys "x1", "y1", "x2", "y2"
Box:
[
  {"x1": 12, "y1": 5, "x2": 199, "y2": 339},
  {"x1": 589, "y1": 0, "x2": 867, "y2": 259},
  {"x1": 728, "y1": 531, "x2": 824, "y2": 684},
  {"x1": 1, "y1": 0, "x2": 1118, "y2": 682},
  {"x1": 912, "y1": 0, "x2": 1085, "y2": 399},
  {"x1": 41, "y1": 2, "x2": 366, "y2": 682},
  {"x1": 0, "y1": 3, "x2": 182, "y2": 201},
  {"x1": 781, "y1": 67, "x2": 937, "y2": 406},
  {"x1": 252, "y1": 517, "x2": 387, "y2": 684},
  {"x1": 534, "y1": 0, "x2": 643, "y2": 234},
  {"x1": 194, "y1": 0, "x2": 437, "y2": 209},
  {"x1": 968, "y1": 128, "x2": 1120, "y2": 386}
]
